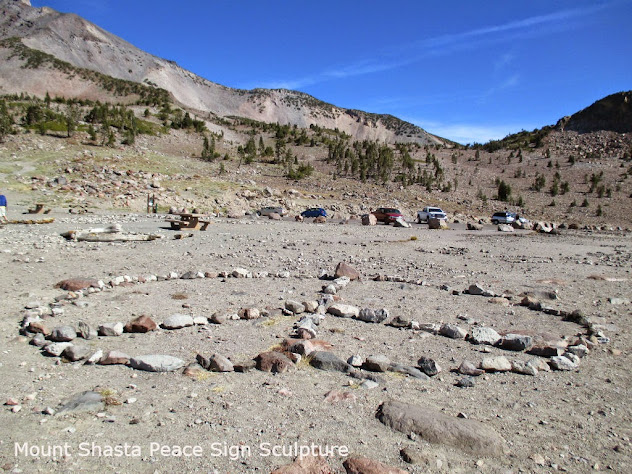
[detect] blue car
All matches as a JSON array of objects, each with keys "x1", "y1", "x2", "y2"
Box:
[{"x1": 301, "y1": 208, "x2": 327, "y2": 218}]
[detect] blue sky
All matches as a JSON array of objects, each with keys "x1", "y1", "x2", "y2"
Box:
[{"x1": 31, "y1": 0, "x2": 632, "y2": 144}]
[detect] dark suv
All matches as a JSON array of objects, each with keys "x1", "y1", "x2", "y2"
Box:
[{"x1": 371, "y1": 207, "x2": 403, "y2": 224}]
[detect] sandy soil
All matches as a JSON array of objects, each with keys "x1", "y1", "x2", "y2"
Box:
[{"x1": 0, "y1": 204, "x2": 631, "y2": 473}]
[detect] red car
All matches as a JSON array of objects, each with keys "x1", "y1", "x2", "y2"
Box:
[{"x1": 371, "y1": 207, "x2": 403, "y2": 224}]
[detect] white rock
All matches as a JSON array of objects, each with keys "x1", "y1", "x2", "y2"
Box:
[{"x1": 162, "y1": 314, "x2": 194, "y2": 329}]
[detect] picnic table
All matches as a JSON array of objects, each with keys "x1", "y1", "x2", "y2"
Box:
[{"x1": 165, "y1": 212, "x2": 212, "y2": 231}]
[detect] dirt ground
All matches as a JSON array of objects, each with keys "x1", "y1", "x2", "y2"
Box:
[{"x1": 0, "y1": 204, "x2": 630, "y2": 473}]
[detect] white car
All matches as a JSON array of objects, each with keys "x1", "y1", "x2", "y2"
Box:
[{"x1": 416, "y1": 206, "x2": 447, "y2": 223}]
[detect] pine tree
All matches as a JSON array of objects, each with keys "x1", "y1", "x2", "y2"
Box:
[{"x1": 0, "y1": 100, "x2": 13, "y2": 142}]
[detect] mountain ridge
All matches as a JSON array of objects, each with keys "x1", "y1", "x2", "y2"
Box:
[{"x1": 0, "y1": 0, "x2": 443, "y2": 145}]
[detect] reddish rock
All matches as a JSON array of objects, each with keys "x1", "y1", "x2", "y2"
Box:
[
  {"x1": 271, "y1": 454, "x2": 334, "y2": 474},
  {"x1": 124, "y1": 315, "x2": 157, "y2": 333},
  {"x1": 334, "y1": 262, "x2": 360, "y2": 281},
  {"x1": 343, "y1": 456, "x2": 407, "y2": 474},
  {"x1": 255, "y1": 352, "x2": 294, "y2": 373},
  {"x1": 324, "y1": 390, "x2": 357, "y2": 404},
  {"x1": 27, "y1": 321, "x2": 51, "y2": 336},
  {"x1": 313, "y1": 216, "x2": 326, "y2": 224},
  {"x1": 98, "y1": 350, "x2": 130, "y2": 365},
  {"x1": 55, "y1": 278, "x2": 99, "y2": 291}
]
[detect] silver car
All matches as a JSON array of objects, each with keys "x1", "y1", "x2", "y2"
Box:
[{"x1": 257, "y1": 206, "x2": 286, "y2": 217}]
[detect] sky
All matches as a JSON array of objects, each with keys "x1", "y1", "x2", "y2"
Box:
[{"x1": 30, "y1": 0, "x2": 632, "y2": 144}]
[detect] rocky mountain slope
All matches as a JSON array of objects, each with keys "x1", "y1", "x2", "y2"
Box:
[
  {"x1": 557, "y1": 91, "x2": 632, "y2": 134},
  {"x1": 0, "y1": 0, "x2": 442, "y2": 145}
]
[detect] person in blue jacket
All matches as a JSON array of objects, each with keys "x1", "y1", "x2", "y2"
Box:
[{"x1": 0, "y1": 192, "x2": 8, "y2": 223}]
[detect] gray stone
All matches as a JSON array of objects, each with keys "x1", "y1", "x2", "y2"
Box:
[
  {"x1": 347, "y1": 355, "x2": 364, "y2": 367},
  {"x1": 43, "y1": 342, "x2": 73, "y2": 357},
  {"x1": 498, "y1": 224, "x2": 514, "y2": 232},
  {"x1": 357, "y1": 308, "x2": 389, "y2": 324},
  {"x1": 58, "y1": 391, "x2": 104, "y2": 413},
  {"x1": 285, "y1": 300, "x2": 305, "y2": 314},
  {"x1": 388, "y1": 315, "x2": 411, "y2": 328},
  {"x1": 129, "y1": 355, "x2": 185, "y2": 372},
  {"x1": 458, "y1": 360, "x2": 484, "y2": 376},
  {"x1": 85, "y1": 349, "x2": 104, "y2": 365},
  {"x1": 30, "y1": 333, "x2": 47, "y2": 347},
  {"x1": 377, "y1": 400, "x2": 505, "y2": 456},
  {"x1": 439, "y1": 323, "x2": 467, "y2": 339},
  {"x1": 417, "y1": 356, "x2": 442, "y2": 376},
  {"x1": 77, "y1": 321, "x2": 97, "y2": 340},
  {"x1": 467, "y1": 222, "x2": 483, "y2": 231},
  {"x1": 309, "y1": 351, "x2": 351, "y2": 372},
  {"x1": 62, "y1": 345, "x2": 92, "y2": 362},
  {"x1": 162, "y1": 314, "x2": 194, "y2": 329},
  {"x1": 456, "y1": 377, "x2": 475, "y2": 388},
  {"x1": 50, "y1": 326, "x2": 77, "y2": 342},
  {"x1": 326, "y1": 303, "x2": 359, "y2": 318},
  {"x1": 480, "y1": 356, "x2": 512, "y2": 372},
  {"x1": 98, "y1": 322, "x2": 124, "y2": 336},
  {"x1": 389, "y1": 364, "x2": 430, "y2": 380},
  {"x1": 499, "y1": 334, "x2": 533, "y2": 351},
  {"x1": 193, "y1": 316, "x2": 208, "y2": 325},
  {"x1": 206, "y1": 353, "x2": 234, "y2": 372},
  {"x1": 360, "y1": 380, "x2": 379, "y2": 389},
  {"x1": 511, "y1": 360, "x2": 538, "y2": 376},
  {"x1": 302, "y1": 300, "x2": 319, "y2": 313},
  {"x1": 562, "y1": 352, "x2": 581, "y2": 365},
  {"x1": 238, "y1": 307, "x2": 260, "y2": 320},
  {"x1": 232, "y1": 268, "x2": 251, "y2": 278},
  {"x1": 608, "y1": 297, "x2": 630, "y2": 305},
  {"x1": 209, "y1": 312, "x2": 227, "y2": 324},
  {"x1": 467, "y1": 283, "x2": 486, "y2": 295},
  {"x1": 566, "y1": 344, "x2": 589, "y2": 358},
  {"x1": 549, "y1": 356, "x2": 577, "y2": 371},
  {"x1": 363, "y1": 355, "x2": 391, "y2": 372}
]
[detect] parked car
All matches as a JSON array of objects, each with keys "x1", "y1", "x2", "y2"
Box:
[
  {"x1": 301, "y1": 208, "x2": 327, "y2": 218},
  {"x1": 416, "y1": 206, "x2": 447, "y2": 223},
  {"x1": 371, "y1": 207, "x2": 403, "y2": 224},
  {"x1": 491, "y1": 211, "x2": 516, "y2": 225},
  {"x1": 257, "y1": 206, "x2": 286, "y2": 217}
]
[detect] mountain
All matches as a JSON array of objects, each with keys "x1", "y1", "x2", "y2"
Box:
[
  {"x1": 557, "y1": 91, "x2": 632, "y2": 134},
  {"x1": 0, "y1": 0, "x2": 443, "y2": 145}
]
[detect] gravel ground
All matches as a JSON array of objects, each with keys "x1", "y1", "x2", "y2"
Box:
[{"x1": 0, "y1": 207, "x2": 630, "y2": 473}]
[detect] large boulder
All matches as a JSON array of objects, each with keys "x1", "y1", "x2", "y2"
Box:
[
  {"x1": 362, "y1": 214, "x2": 377, "y2": 226},
  {"x1": 376, "y1": 400, "x2": 505, "y2": 456},
  {"x1": 428, "y1": 218, "x2": 449, "y2": 229}
]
